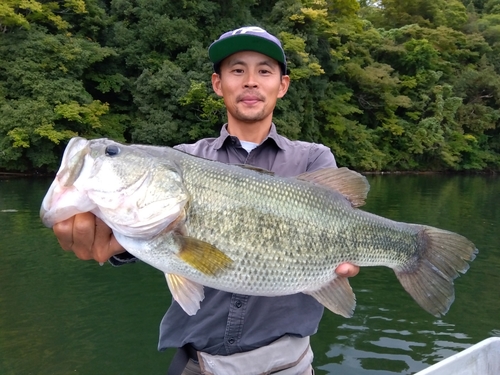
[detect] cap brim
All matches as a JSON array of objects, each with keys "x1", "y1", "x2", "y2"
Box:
[{"x1": 209, "y1": 34, "x2": 285, "y2": 66}]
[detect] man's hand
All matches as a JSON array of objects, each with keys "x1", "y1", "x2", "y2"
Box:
[
  {"x1": 335, "y1": 263, "x2": 359, "y2": 278},
  {"x1": 53, "y1": 212, "x2": 125, "y2": 263}
]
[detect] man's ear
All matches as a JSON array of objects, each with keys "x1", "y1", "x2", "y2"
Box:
[
  {"x1": 278, "y1": 75, "x2": 290, "y2": 99},
  {"x1": 212, "y1": 73, "x2": 223, "y2": 97}
]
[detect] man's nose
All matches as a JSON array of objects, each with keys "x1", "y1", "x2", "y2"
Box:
[{"x1": 244, "y1": 72, "x2": 258, "y2": 88}]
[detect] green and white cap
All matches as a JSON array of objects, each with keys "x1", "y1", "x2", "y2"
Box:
[{"x1": 209, "y1": 26, "x2": 287, "y2": 74}]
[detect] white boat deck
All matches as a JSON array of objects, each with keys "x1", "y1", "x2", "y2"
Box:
[{"x1": 415, "y1": 337, "x2": 500, "y2": 375}]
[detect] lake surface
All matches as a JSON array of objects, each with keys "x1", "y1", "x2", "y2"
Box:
[{"x1": 0, "y1": 174, "x2": 498, "y2": 374}]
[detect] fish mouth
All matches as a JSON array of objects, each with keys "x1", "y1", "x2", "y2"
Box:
[
  {"x1": 58, "y1": 137, "x2": 91, "y2": 187},
  {"x1": 39, "y1": 137, "x2": 92, "y2": 227}
]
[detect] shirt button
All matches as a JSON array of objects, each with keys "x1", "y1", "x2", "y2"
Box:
[
  {"x1": 228, "y1": 338, "x2": 235, "y2": 345},
  {"x1": 235, "y1": 300, "x2": 242, "y2": 308}
]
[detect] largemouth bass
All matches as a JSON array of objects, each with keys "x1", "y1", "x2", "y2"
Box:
[{"x1": 40, "y1": 137, "x2": 477, "y2": 317}]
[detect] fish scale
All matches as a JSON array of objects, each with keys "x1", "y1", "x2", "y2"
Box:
[{"x1": 40, "y1": 137, "x2": 478, "y2": 318}]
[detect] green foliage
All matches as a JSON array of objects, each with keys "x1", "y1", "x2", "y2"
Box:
[
  {"x1": 179, "y1": 80, "x2": 226, "y2": 139},
  {"x1": 0, "y1": 24, "x2": 117, "y2": 172},
  {"x1": 1, "y1": 0, "x2": 500, "y2": 172},
  {"x1": 372, "y1": 0, "x2": 468, "y2": 30},
  {"x1": 0, "y1": 0, "x2": 87, "y2": 32}
]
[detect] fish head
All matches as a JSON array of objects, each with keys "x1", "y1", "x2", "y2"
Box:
[{"x1": 40, "y1": 137, "x2": 189, "y2": 238}]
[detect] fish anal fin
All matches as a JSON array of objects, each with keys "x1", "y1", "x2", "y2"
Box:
[
  {"x1": 165, "y1": 273, "x2": 204, "y2": 316},
  {"x1": 305, "y1": 276, "x2": 356, "y2": 318},
  {"x1": 175, "y1": 235, "x2": 233, "y2": 276},
  {"x1": 297, "y1": 167, "x2": 369, "y2": 207},
  {"x1": 395, "y1": 226, "x2": 477, "y2": 317}
]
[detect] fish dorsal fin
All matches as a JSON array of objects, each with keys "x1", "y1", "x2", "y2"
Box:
[
  {"x1": 297, "y1": 167, "x2": 370, "y2": 207},
  {"x1": 304, "y1": 276, "x2": 356, "y2": 318},
  {"x1": 175, "y1": 235, "x2": 233, "y2": 275},
  {"x1": 165, "y1": 273, "x2": 205, "y2": 316}
]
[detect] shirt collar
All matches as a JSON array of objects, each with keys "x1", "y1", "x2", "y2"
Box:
[{"x1": 213, "y1": 123, "x2": 286, "y2": 151}]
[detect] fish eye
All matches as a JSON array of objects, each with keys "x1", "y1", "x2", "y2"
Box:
[{"x1": 105, "y1": 145, "x2": 120, "y2": 156}]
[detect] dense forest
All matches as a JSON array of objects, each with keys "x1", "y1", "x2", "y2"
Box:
[{"x1": 1, "y1": 0, "x2": 500, "y2": 173}]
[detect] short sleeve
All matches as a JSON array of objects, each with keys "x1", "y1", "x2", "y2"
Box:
[{"x1": 307, "y1": 144, "x2": 337, "y2": 172}]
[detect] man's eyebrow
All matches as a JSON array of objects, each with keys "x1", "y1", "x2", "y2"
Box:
[
  {"x1": 227, "y1": 59, "x2": 247, "y2": 67},
  {"x1": 227, "y1": 59, "x2": 277, "y2": 69},
  {"x1": 257, "y1": 60, "x2": 276, "y2": 69}
]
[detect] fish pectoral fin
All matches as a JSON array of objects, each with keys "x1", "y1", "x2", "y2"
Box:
[
  {"x1": 297, "y1": 167, "x2": 369, "y2": 208},
  {"x1": 305, "y1": 276, "x2": 356, "y2": 318},
  {"x1": 175, "y1": 235, "x2": 233, "y2": 276},
  {"x1": 165, "y1": 273, "x2": 205, "y2": 316}
]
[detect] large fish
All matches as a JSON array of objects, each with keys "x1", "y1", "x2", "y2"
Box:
[{"x1": 40, "y1": 137, "x2": 477, "y2": 317}]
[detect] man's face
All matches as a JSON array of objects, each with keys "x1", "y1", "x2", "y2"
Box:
[{"x1": 212, "y1": 51, "x2": 289, "y2": 126}]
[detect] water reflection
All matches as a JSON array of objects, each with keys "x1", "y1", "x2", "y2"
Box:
[
  {"x1": 0, "y1": 175, "x2": 499, "y2": 374},
  {"x1": 317, "y1": 307, "x2": 477, "y2": 374},
  {"x1": 312, "y1": 174, "x2": 500, "y2": 375}
]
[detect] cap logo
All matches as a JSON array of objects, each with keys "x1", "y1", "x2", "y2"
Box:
[{"x1": 231, "y1": 27, "x2": 266, "y2": 35}]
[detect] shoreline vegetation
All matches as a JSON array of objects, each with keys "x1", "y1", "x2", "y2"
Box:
[
  {"x1": 1, "y1": 0, "x2": 499, "y2": 174},
  {"x1": 1, "y1": 169, "x2": 497, "y2": 179}
]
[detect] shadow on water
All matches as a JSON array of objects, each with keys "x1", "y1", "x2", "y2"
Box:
[{"x1": 0, "y1": 174, "x2": 498, "y2": 374}]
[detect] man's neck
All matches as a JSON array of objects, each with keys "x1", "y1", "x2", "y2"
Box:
[{"x1": 226, "y1": 121, "x2": 272, "y2": 144}]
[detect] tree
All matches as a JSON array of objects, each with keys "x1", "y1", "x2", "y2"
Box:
[{"x1": 0, "y1": 2, "x2": 118, "y2": 172}]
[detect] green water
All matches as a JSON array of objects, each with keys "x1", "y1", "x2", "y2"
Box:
[{"x1": 0, "y1": 174, "x2": 498, "y2": 375}]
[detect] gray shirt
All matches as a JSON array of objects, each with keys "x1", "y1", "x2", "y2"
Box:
[{"x1": 158, "y1": 123, "x2": 337, "y2": 355}]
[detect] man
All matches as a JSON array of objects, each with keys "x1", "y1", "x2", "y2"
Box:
[{"x1": 53, "y1": 26, "x2": 359, "y2": 374}]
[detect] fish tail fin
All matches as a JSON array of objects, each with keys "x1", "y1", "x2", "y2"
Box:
[{"x1": 395, "y1": 226, "x2": 477, "y2": 317}]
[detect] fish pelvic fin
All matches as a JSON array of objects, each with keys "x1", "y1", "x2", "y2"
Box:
[
  {"x1": 395, "y1": 226, "x2": 478, "y2": 317},
  {"x1": 165, "y1": 273, "x2": 204, "y2": 316},
  {"x1": 175, "y1": 235, "x2": 233, "y2": 276},
  {"x1": 297, "y1": 167, "x2": 370, "y2": 207},
  {"x1": 305, "y1": 276, "x2": 356, "y2": 318}
]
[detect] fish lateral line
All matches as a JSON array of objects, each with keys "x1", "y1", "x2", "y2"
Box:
[{"x1": 233, "y1": 164, "x2": 275, "y2": 175}]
